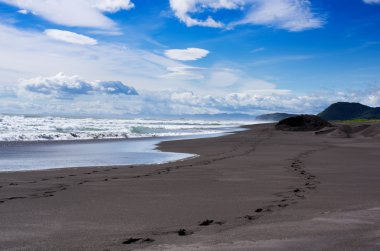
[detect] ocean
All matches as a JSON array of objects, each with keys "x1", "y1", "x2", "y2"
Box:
[
  {"x1": 0, "y1": 115, "x2": 254, "y2": 171},
  {"x1": 0, "y1": 115, "x2": 251, "y2": 142}
]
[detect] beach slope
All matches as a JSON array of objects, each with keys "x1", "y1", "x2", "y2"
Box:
[{"x1": 0, "y1": 123, "x2": 379, "y2": 250}]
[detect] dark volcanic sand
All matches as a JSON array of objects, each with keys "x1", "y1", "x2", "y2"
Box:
[{"x1": 0, "y1": 123, "x2": 379, "y2": 250}]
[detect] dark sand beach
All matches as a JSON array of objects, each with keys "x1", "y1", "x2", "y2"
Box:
[{"x1": 0, "y1": 123, "x2": 380, "y2": 250}]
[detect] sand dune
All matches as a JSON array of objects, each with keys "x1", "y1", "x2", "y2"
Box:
[{"x1": 316, "y1": 123, "x2": 380, "y2": 138}]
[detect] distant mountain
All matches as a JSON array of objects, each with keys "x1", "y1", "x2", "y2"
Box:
[
  {"x1": 172, "y1": 113, "x2": 257, "y2": 121},
  {"x1": 318, "y1": 102, "x2": 380, "y2": 120},
  {"x1": 255, "y1": 113, "x2": 298, "y2": 122},
  {"x1": 129, "y1": 113, "x2": 257, "y2": 121}
]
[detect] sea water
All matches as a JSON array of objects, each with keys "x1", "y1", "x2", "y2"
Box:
[
  {"x1": 0, "y1": 115, "x2": 252, "y2": 171},
  {"x1": 0, "y1": 115, "x2": 249, "y2": 141}
]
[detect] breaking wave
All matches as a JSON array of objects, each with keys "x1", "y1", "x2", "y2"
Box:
[{"x1": 0, "y1": 115, "x2": 252, "y2": 142}]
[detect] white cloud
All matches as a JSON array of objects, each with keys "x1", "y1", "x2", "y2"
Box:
[
  {"x1": 44, "y1": 29, "x2": 98, "y2": 45},
  {"x1": 146, "y1": 87, "x2": 380, "y2": 116},
  {"x1": 165, "y1": 48, "x2": 210, "y2": 61},
  {"x1": 363, "y1": 0, "x2": 380, "y2": 4},
  {"x1": 20, "y1": 72, "x2": 138, "y2": 98},
  {"x1": 0, "y1": 23, "x2": 196, "y2": 92},
  {"x1": 160, "y1": 66, "x2": 206, "y2": 80},
  {"x1": 3, "y1": 71, "x2": 380, "y2": 117},
  {"x1": 169, "y1": 0, "x2": 324, "y2": 32},
  {"x1": 93, "y1": 0, "x2": 134, "y2": 12},
  {"x1": 232, "y1": 0, "x2": 324, "y2": 31},
  {"x1": 207, "y1": 69, "x2": 240, "y2": 87},
  {"x1": 17, "y1": 9, "x2": 28, "y2": 14},
  {"x1": 0, "y1": 0, "x2": 135, "y2": 28},
  {"x1": 169, "y1": 0, "x2": 244, "y2": 28}
]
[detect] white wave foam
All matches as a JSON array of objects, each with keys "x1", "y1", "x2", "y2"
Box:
[{"x1": 0, "y1": 115, "x2": 253, "y2": 142}]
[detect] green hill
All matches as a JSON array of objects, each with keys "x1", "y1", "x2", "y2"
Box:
[{"x1": 318, "y1": 102, "x2": 380, "y2": 120}]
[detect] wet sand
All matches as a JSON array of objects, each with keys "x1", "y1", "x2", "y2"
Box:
[{"x1": 0, "y1": 123, "x2": 379, "y2": 250}]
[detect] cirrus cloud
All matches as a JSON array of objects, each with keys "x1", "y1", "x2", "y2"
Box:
[
  {"x1": 44, "y1": 29, "x2": 98, "y2": 45},
  {"x1": 363, "y1": 0, "x2": 380, "y2": 4},
  {"x1": 169, "y1": 0, "x2": 324, "y2": 32},
  {"x1": 164, "y1": 48, "x2": 210, "y2": 61},
  {"x1": 231, "y1": 0, "x2": 324, "y2": 32}
]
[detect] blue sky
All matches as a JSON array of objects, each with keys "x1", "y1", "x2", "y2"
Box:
[{"x1": 0, "y1": 0, "x2": 379, "y2": 117}]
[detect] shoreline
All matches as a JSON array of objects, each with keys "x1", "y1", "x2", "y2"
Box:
[
  {"x1": 0, "y1": 127, "x2": 245, "y2": 173},
  {"x1": 0, "y1": 123, "x2": 379, "y2": 250}
]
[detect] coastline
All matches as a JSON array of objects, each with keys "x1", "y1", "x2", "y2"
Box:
[
  {"x1": 0, "y1": 123, "x2": 379, "y2": 250},
  {"x1": 0, "y1": 127, "x2": 244, "y2": 173}
]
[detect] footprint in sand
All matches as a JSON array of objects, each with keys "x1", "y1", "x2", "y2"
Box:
[
  {"x1": 122, "y1": 238, "x2": 154, "y2": 245},
  {"x1": 278, "y1": 203, "x2": 288, "y2": 208},
  {"x1": 6, "y1": 196, "x2": 25, "y2": 200},
  {"x1": 199, "y1": 219, "x2": 214, "y2": 226},
  {"x1": 244, "y1": 215, "x2": 259, "y2": 221},
  {"x1": 177, "y1": 229, "x2": 193, "y2": 236}
]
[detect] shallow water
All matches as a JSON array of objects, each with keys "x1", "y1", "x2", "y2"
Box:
[{"x1": 0, "y1": 133, "x2": 230, "y2": 172}]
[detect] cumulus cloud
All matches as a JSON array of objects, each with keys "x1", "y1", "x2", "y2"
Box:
[
  {"x1": 21, "y1": 73, "x2": 138, "y2": 98},
  {"x1": 164, "y1": 48, "x2": 210, "y2": 61},
  {"x1": 363, "y1": 0, "x2": 380, "y2": 4},
  {"x1": 93, "y1": 0, "x2": 134, "y2": 12},
  {"x1": 44, "y1": 29, "x2": 98, "y2": 45},
  {"x1": 97, "y1": 81, "x2": 138, "y2": 95},
  {"x1": 169, "y1": 0, "x2": 324, "y2": 31},
  {"x1": 0, "y1": 0, "x2": 135, "y2": 28},
  {"x1": 4, "y1": 74, "x2": 380, "y2": 116},
  {"x1": 169, "y1": 0, "x2": 244, "y2": 28},
  {"x1": 141, "y1": 87, "x2": 380, "y2": 116}
]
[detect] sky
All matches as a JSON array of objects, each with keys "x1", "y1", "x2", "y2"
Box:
[{"x1": 0, "y1": 0, "x2": 379, "y2": 117}]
